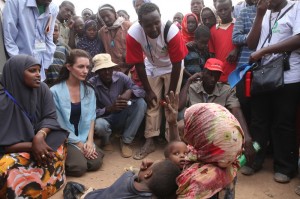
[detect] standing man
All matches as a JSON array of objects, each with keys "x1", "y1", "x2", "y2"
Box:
[
  {"x1": 126, "y1": 3, "x2": 188, "y2": 159},
  {"x1": 232, "y1": 0, "x2": 257, "y2": 127},
  {"x1": 56, "y1": 1, "x2": 75, "y2": 45},
  {"x1": 191, "y1": 0, "x2": 205, "y2": 22},
  {"x1": 2, "y1": 0, "x2": 58, "y2": 81},
  {"x1": 98, "y1": 4, "x2": 131, "y2": 73},
  {"x1": 246, "y1": 0, "x2": 300, "y2": 183}
]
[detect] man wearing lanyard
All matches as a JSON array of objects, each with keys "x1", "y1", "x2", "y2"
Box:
[
  {"x1": 2, "y1": 0, "x2": 58, "y2": 81},
  {"x1": 126, "y1": 3, "x2": 187, "y2": 159}
]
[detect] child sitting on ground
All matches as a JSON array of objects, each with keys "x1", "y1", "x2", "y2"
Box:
[{"x1": 83, "y1": 159, "x2": 181, "y2": 199}]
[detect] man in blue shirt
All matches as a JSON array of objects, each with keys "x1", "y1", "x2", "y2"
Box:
[
  {"x1": 2, "y1": 0, "x2": 58, "y2": 81},
  {"x1": 89, "y1": 54, "x2": 147, "y2": 158},
  {"x1": 231, "y1": 0, "x2": 257, "y2": 135}
]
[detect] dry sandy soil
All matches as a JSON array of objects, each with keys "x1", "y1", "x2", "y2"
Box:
[{"x1": 51, "y1": 137, "x2": 299, "y2": 199}]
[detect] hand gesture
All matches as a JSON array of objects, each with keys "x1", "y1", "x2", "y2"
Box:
[
  {"x1": 163, "y1": 91, "x2": 179, "y2": 125},
  {"x1": 145, "y1": 90, "x2": 158, "y2": 108}
]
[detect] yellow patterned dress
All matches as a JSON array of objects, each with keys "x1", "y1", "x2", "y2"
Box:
[{"x1": 0, "y1": 144, "x2": 66, "y2": 199}]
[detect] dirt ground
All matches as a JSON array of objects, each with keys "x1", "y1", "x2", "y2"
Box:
[{"x1": 51, "y1": 137, "x2": 300, "y2": 199}]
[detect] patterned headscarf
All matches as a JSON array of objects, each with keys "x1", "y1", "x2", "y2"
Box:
[
  {"x1": 176, "y1": 103, "x2": 244, "y2": 199},
  {"x1": 181, "y1": 13, "x2": 199, "y2": 44},
  {"x1": 77, "y1": 20, "x2": 104, "y2": 57}
]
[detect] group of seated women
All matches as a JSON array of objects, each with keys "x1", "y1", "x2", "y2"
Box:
[{"x1": 0, "y1": 50, "x2": 104, "y2": 198}]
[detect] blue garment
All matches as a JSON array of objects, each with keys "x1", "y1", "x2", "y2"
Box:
[
  {"x1": 2, "y1": 0, "x2": 58, "y2": 80},
  {"x1": 85, "y1": 171, "x2": 152, "y2": 199},
  {"x1": 184, "y1": 46, "x2": 209, "y2": 75},
  {"x1": 233, "y1": 1, "x2": 247, "y2": 18},
  {"x1": 183, "y1": 45, "x2": 209, "y2": 86},
  {"x1": 50, "y1": 82, "x2": 96, "y2": 144},
  {"x1": 89, "y1": 72, "x2": 145, "y2": 117},
  {"x1": 232, "y1": 5, "x2": 257, "y2": 67},
  {"x1": 95, "y1": 98, "x2": 147, "y2": 144}
]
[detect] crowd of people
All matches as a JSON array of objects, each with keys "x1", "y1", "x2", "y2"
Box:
[{"x1": 0, "y1": 0, "x2": 300, "y2": 198}]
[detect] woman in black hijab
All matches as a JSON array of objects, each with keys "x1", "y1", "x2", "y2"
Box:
[{"x1": 0, "y1": 55, "x2": 68, "y2": 198}]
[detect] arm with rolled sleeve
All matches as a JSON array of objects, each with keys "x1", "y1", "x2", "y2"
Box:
[
  {"x1": 121, "y1": 73, "x2": 145, "y2": 98},
  {"x1": 2, "y1": 0, "x2": 20, "y2": 56},
  {"x1": 225, "y1": 88, "x2": 240, "y2": 110},
  {"x1": 167, "y1": 30, "x2": 188, "y2": 93}
]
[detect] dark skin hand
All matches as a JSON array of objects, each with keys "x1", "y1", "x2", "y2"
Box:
[
  {"x1": 32, "y1": 131, "x2": 54, "y2": 166},
  {"x1": 106, "y1": 90, "x2": 133, "y2": 113},
  {"x1": 178, "y1": 72, "x2": 203, "y2": 111},
  {"x1": 135, "y1": 63, "x2": 157, "y2": 108},
  {"x1": 226, "y1": 48, "x2": 239, "y2": 64},
  {"x1": 246, "y1": 0, "x2": 268, "y2": 50},
  {"x1": 231, "y1": 107, "x2": 256, "y2": 164}
]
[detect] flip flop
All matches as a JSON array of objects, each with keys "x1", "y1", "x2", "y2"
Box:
[{"x1": 133, "y1": 145, "x2": 155, "y2": 160}]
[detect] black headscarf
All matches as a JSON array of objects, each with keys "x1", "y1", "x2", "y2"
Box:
[{"x1": 0, "y1": 55, "x2": 65, "y2": 146}]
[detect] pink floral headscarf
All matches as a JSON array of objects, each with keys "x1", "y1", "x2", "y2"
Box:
[{"x1": 176, "y1": 103, "x2": 244, "y2": 199}]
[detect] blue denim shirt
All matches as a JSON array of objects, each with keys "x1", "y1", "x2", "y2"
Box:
[
  {"x1": 232, "y1": 5, "x2": 257, "y2": 68},
  {"x1": 2, "y1": 0, "x2": 58, "y2": 80},
  {"x1": 50, "y1": 82, "x2": 96, "y2": 144}
]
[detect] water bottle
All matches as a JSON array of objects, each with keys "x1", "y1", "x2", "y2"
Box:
[{"x1": 238, "y1": 141, "x2": 260, "y2": 167}]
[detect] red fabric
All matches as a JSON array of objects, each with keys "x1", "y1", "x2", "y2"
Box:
[
  {"x1": 168, "y1": 32, "x2": 188, "y2": 63},
  {"x1": 208, "y1": 24, "x2": 237, "y2": 83},
  {"x1": 181, "y1": 13, "x2": 198, "y2": 44},
  {"x1": 126, "y1": 34, "x2": 144, "y2": 64}
]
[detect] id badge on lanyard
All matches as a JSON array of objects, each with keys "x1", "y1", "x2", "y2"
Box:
[
  {"x1": 34, "y1": 39, "x2": 47, "y2": 52},
  {"x1": 33, "y1": 9, "x2": 47, "y2": 52}
]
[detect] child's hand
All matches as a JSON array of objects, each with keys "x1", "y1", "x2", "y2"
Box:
[
  {"x1": 163, "y1": 91, "x2": 179, "y2": 125},
  {"x1": 140, "y1": 159, "x2": 154, "y2": 171},
  {"x1": 186, "y1": 41, "x2": 197, "y2": 49}
]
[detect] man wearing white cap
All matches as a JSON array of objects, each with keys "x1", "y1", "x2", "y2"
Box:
[{"x1": 89, "y1": 54, "x2": 147, "y2": 158}]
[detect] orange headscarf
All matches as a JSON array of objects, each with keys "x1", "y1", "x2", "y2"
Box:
[{"x1": 181, "y1": 13, "x2": 199, "y2": 44}]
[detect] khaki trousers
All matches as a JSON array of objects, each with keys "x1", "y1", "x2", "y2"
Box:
[{"x1": 144, "y1": 68, "x2": 183, "y2": 138}]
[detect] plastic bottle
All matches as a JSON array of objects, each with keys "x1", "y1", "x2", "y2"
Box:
[
  {"x1": 238, "y1": 141, "x2": 260, "y2": 167},
  {"x1": 244, "y1": 71, "x2": 252, "y2": 97}
]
